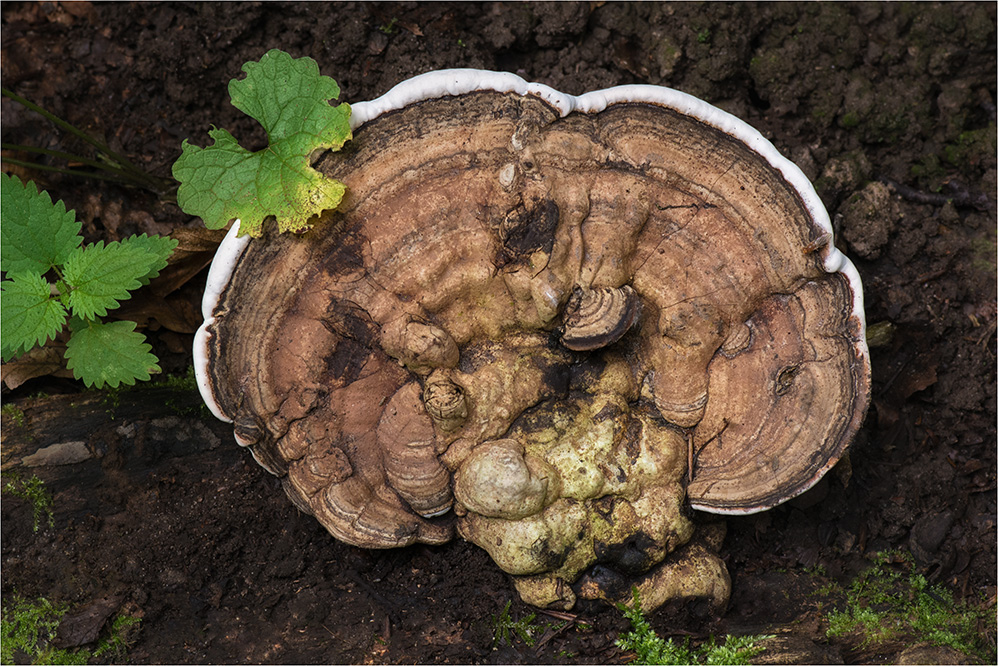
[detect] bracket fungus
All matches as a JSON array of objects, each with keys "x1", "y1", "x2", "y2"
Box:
[{"x1": 194, "y1": 70, "x2": 871, "y2": 612}]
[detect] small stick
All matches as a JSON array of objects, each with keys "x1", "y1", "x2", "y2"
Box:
[
  {"x1": 879, "y1": 176, "x2": 991, "y2": 211},
  {"x1": 537, "y1": 609, "x2": 578, "y2": 622}
]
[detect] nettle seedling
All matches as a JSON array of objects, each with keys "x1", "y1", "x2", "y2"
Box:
[
  {"x1": 172, "y1": 49, "x2": 352, "y2": 237},
  {"x1": 0, "y1": 173, "x2": 177, "y2": 388}
]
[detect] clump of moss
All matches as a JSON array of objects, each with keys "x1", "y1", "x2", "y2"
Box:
[
  {"x1": 2, "y1": 403, "x2": 26, "y2": 427},
  {"x1": 615, "y1": 588, "x2": 772, "y2": 665},
  {"x1": 969, "y1": 235, "x2": 997, "y2": 276},
  {"x1": 153, "y1": 366, "x2": 211, "y2": 418},
  {"x1": 0, "y1": 595, "x2": 141, "y2": 665},
  {"x1": 943, "y1": 125, "x2": 997, "y2": 168},
  {"x1": 909, "y1": 153, "x2": 947, "y2": 192},
  {"x1": 2, "y1": 473, "x2": 55, "y2": 532},
  {"x1": 92, "y1": 614, "x2": 142, "y2": 661},
  {"x1": 491, "y1": 600, "x2": 566, "y2": 648},
  {"x1": 0, "y1": 595, "x2": 84, "y2": 665},
  {"x1": 826, "y1": 551, "x2": 996, "y2": 663}
]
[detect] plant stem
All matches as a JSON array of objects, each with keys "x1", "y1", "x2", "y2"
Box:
[
  {"x1": 1, "y1": 87, "x2": 173, "y2": 193},
  {"x1": 1, "y1": 142, "x2": 154, "y2": 188},
  {"x1": 3, "y1": 142, "x2": 127, "y2": 174},
  {"x1": 0, "y1": 156, "x2": 147, "y2": 188}
]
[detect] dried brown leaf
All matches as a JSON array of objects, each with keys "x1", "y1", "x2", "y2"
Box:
[{"x1": 1, "y1": 343, "x2": 72, "y2": 390}]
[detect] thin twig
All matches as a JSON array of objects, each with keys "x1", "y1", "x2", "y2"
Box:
[
  {"x1": 976, "y1": 318, "x2": 997, "y2": 347},
  {"x1": 537, "y1": 609, "x2": 578, "y2": 622},
  {"x1": 879, "y1": 175, "x2": 992, "y2": 212},
  {"x1": 533, "y1": 609, "x2": 581, "y2": 650}
]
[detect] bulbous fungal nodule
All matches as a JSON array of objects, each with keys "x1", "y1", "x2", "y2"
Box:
[
  {"x1": 194, "y1": 69, "x2": 870, "y2": 612},
  {"x1": 453, "y1": 439, "x2": 560, "y2": 520}
]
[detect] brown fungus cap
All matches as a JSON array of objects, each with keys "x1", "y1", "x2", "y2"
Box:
[{"x1": 195, "y1": 71, "x2": 870, "y2": 570}]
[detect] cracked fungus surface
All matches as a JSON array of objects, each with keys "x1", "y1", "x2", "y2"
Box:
[{"x1": 201, "y1": 90, "x2": 870, "y2": 610}]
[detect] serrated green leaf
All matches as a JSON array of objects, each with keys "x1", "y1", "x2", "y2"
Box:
[
  {"x1": 66, "y1": 315, "x2": 89, "y2": 333},
  {"x1": 1, "y1": 272, "x2": 68, "y2": 361},
  {"x1": 0, "y1": 173, "x2": 83, "y2": 274},
  {"x1": 62, "y1": 241, "x2": 161, "y2": 320},
  {"x1": 172, "y1": 49, "x2": 352, "y2": 237},
  {"x1": 120, "y1": 233, "x2": 179, "y2": 284},
  {"x1": 65, "y1": 320, "x2": 160, "y2": 388}
]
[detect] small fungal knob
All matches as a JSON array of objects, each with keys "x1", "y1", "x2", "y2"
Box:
[
  {"x1": 561, "y1": 286, "x2": 640, "y2": 351},
  {"x1": 423, "y1": 371, "x2": 468, "y2": 432},
  {"x1": 719, "y1": 321, "x2": 752, "y2": 357},
  {"x1": 381, "y1": 317, "x2": 459, "y2": 375},
  {"x1": 233, "y1": 412, "x2": 265, "y2": 447}
]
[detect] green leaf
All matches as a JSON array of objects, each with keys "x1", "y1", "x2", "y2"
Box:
[
  {"x1": 61, "y1": 241, "x2": 162, "y2": 320},
  {"x1": 121, "y1": 233, "x2": 179, "y2": 284},
  {"x1": 1, "y1": 273, "x2": 68, "y2": 361},
  {"x1": 0, "y1": 173, "x2": 82, "y2": 274},
  {"x1": 64, "y1": 320, "x2": 160, "y2": 388},
  {"x1": 172, "y1": 49, "x2": 352, "y2": 237}
]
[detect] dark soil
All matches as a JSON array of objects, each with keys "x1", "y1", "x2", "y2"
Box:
[{"x1": 2, "y1": 2, "x2": 995, "y2": 664}]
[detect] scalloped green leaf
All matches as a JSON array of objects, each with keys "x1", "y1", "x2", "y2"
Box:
[
  {"x1": 65, "y1": 320, "x2": 160, "y2": 388},
  {"x1": 172, "y1": 49, "x2": 352, "y2": 237},
  {"x1": 0, "y1": 173, "x2": 82, "y2": 274},
  {"x1": 1, "y1": 272, "x2": 68, "y2": 361}
]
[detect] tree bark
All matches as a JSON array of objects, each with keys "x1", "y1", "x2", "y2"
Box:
[{"x1": 1, "y1": 385, "x2": 237, "y2": 518}]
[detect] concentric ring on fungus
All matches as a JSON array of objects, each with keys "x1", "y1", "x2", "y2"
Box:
[{"x1": 193, "y1": 69, "x2": 871, "y2": 609}]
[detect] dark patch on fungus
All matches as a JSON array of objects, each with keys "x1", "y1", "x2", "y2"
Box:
[
  {"x1": 323, "y1": 339, "x2": 374, "y2": 384},
  {"x1": 568, "y1": 354, "x2": 608, "y2": 392},
  {"x1": 594, "y1": 531, "x2": 660, "y2": 575},
  {"x1": 495, "y1": 197, "x2": 560, "y2": 266}
]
